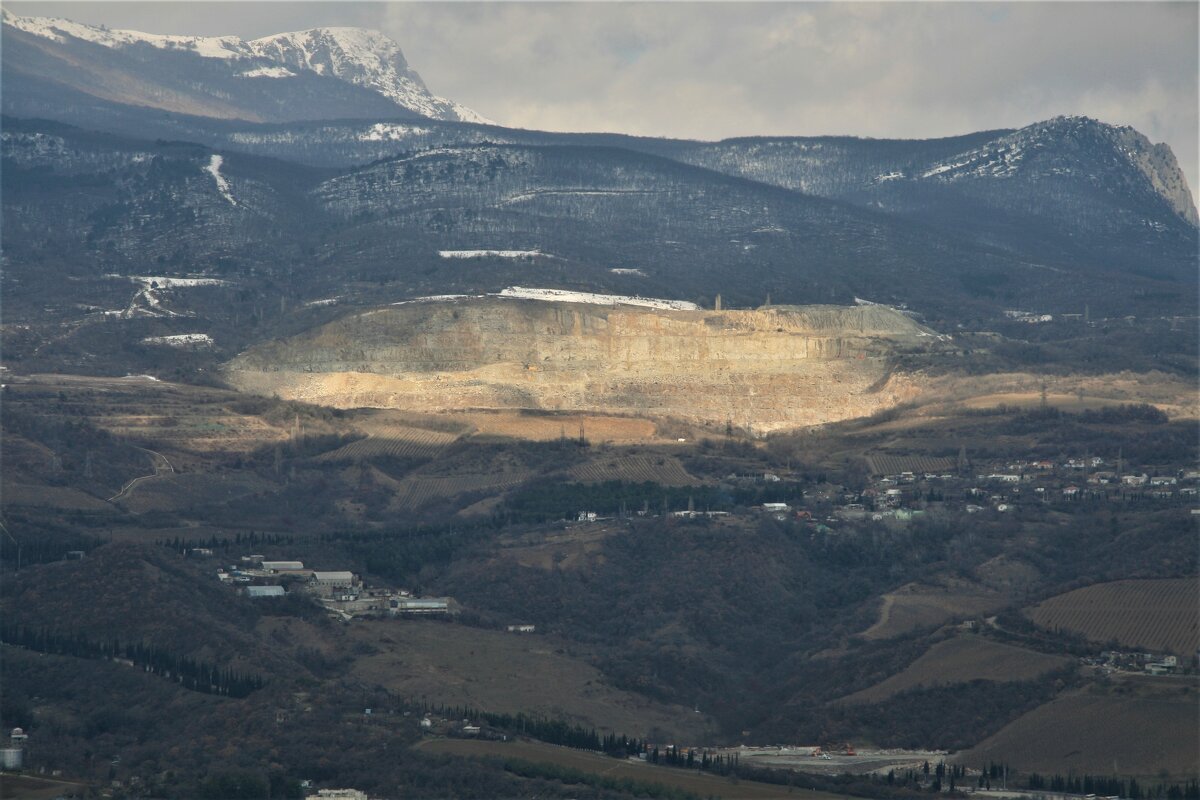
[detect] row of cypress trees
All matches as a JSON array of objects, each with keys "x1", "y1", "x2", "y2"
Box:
[
  {"x1": 0, "y1": 623, "x2": 263, "y2": 697},
  {"x1": 1027, "y1": 772, "x2": 1200, "y2": 800}
]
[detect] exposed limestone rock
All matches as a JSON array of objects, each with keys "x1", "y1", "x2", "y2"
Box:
[{"x1": 225, "y1": 299, "x2": 946, "y2": 434}]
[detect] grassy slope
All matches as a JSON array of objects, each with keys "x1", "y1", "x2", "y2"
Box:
[
  {"x1": 1026, "y1": 578, "x2": 1200, "y2": 656},
  {"x1": 958, "y1": 677, "x2": 1200, "y2": 779},
  {"x1": 838, "y1": 635, "x2": 1073, "y2": 704},
  {"x1": 418, "y1": 738, "x2": 848, "y2": 800}
]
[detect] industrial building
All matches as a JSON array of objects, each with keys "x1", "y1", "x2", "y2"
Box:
[
  {"x1": 316, "y1": 790, "x2": 369, "y2": 800},
  {"x1": 2, "y1": 727, "x2": 27, "y2": 771},
  {"x1": 390, "y1": 598, "x2": 450, "y2": 615},
  {"x1": 312, "y1": 570, "x2": 355, "y2": 585},
  {"x1": 260, "y1": 560, "x2": 305, "y2": 572}
]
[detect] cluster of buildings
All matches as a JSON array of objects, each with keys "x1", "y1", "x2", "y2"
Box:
[
  {"x1": 856, "y1": 457, "x2": 1200, "y2": 518},
  {"x1": 1082, "y1": 651, "x2": 1181, "y2": 676},
  {"x1": 211, "y1": 555, "x2": 452, "y2": 620},
  {"x1": 1003, "y1": 309, "x2": 1056, "y2": 324},
  {"x1": 721, "y1": 456, "x2": 1200, "y2": 533},
  {"x1": 554, "y1": 456, "x2": 1195, "y2": 532}
]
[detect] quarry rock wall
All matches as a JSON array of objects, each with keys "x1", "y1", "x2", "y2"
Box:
[{"x1": 226, "y1": 300, "x2": 939, "y2": 434}]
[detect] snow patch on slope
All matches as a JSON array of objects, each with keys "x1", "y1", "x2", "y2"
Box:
[
  {"x1": 497, "y1": 287, "x2": 699, "y2": 311},
  {"x1": 142, "y1": 333, "x2": 215, "y2": 348},
  {"x1": 130, "y1": 275, "x2": 230, "y2": 288},
  {"x1": 203, "y1": 155, "x2": 237, "y2": 206},
  {"x1": 438, "y1": 249, "x2": 544, "y2": 259},
  {"x1": 238, "y1": 66, "x2": 296, "y2": 79},
  {"x1": 394, "y1": 287, "x2": 699, "y2": 312},
  {"x1": 360, "y1": 122, "x2": 434, "y2": 141}
]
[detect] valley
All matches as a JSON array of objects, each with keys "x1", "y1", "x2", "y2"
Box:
[
  {"x1": 2, "y1": 363, "x2": 1196, "y2": 797},
  {"x1": 0, "y1": 8, "x2": 1196, "y2": 798}
]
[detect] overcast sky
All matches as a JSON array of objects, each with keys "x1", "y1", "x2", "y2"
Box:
[{"x1": 9, "y1": 1, "x2": 1199, "y2": 195}]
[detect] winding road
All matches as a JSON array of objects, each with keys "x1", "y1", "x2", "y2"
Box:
[{"x1": 108, "y1": 447, "x2": 174, "y2": 503}]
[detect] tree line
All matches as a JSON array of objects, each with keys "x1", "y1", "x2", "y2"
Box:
[
  {"x1": 421, "y1": 701, "x2": 646, "y2": 757},
  {"x1": 0, "y1": 533, "x2": 101, "y2": 571},
  {"x1": 420, "y1": 702, "x2": 974, "y2": 800},
  {"x1": 1026, "y1": 772, "x2": 1200, "y2": 800},
  {"x1": 0, "y1": 624, "x2": 263, "y2": 697}
]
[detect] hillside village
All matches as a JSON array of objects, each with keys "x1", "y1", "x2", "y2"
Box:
[{"x1": 567, "y1": 447, "x2": 1200, "y2": 533}]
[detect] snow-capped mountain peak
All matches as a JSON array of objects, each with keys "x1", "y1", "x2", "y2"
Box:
[
  {"x1": 2, "y1": 8, "x2": 248, "y2": 58},
  {"x1": 1, "y1": 10, "x2": 489, "y2": 124},
  {"x1": 248, "y1": 26, "x2": 491, "y2": 124},
  {"x1": 914, "y1": 116, "x2": 1197, "y2": 225}
]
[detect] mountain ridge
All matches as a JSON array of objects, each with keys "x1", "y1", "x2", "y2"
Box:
[{"x1": 0, "y1": 10, "x2": 488, "y2": 124}]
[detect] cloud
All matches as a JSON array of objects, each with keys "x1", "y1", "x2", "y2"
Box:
[
  {"x1": 381, "y1": 2, "x2": 1198, "y2": 194},
  {"x1": 8, "y1": 1, "x2": 1198, "y2": 193}
]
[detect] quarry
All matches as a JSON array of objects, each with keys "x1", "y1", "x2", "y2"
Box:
[{"x1": 224, "y1": 295, "x2": 944, "y2": 434}]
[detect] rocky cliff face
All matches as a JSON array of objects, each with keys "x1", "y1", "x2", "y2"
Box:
[{"x1": 225, "y1": 298, "x2": 941, "y2": 434}]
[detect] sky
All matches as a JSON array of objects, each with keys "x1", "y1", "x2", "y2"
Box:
[{"x1": 8, "y1": 1, "x2": 1199, "y2": 195}]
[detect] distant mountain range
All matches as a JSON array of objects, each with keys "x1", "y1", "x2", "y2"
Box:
[
  {"x1": 1, "y1": 12, "x2": 1196, "y2": 374},
  {"x1": 1, "y1": 10, "x2": 488, "y2": 123}
]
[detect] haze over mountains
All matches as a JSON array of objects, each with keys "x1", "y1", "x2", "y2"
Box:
[
  {"x1": 2, "y1": 13, "x2": 1199, "y2": 796},
  {"x1": 2, "y1": 11, "x2": 1197, "y2": 371}
]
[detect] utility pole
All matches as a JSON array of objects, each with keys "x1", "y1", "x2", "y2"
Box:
[{"x1": 1, "y1": 518, "x2": 21, "y2": 573}]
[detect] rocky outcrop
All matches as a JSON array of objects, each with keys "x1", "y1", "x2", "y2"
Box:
[{"x1": 226, "y1": 298, "x2": 944, "y2": 434}]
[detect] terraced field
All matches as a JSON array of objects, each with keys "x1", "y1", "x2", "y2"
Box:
[
  {"x1": 2, "y1": 374, "x2": 292, "y2": 466},
  {"x1": 959, "y1": 679, "x2": 1200, "y2": 779},
  {"x1": 393, "y1": 471, "x2": 534, "y2": 510},
  {"x1": 1, "y1": 483, "x2": 112, "y2": 511},
  {"x1": 569, "y1": 453, "x2": 700, "y2": 486},
  {"x1": 866, "y1": 454, "x2": 958, "y2": 476},
  {"x1": 118, "y1": 472, "x2": 279, "y2": 514},
  {"x1": 838, "y1": 635, "x2": 1072, "y2": 704},
  {"x1": 314, "y1": 425, "x2": 460, "y2": 462},
  {"x1": 459, "y1": 411, "x2": 660, "y2": 443},
  {"x1": 1026, "y1": 578, "x2": 1199, "y2": 656}
]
